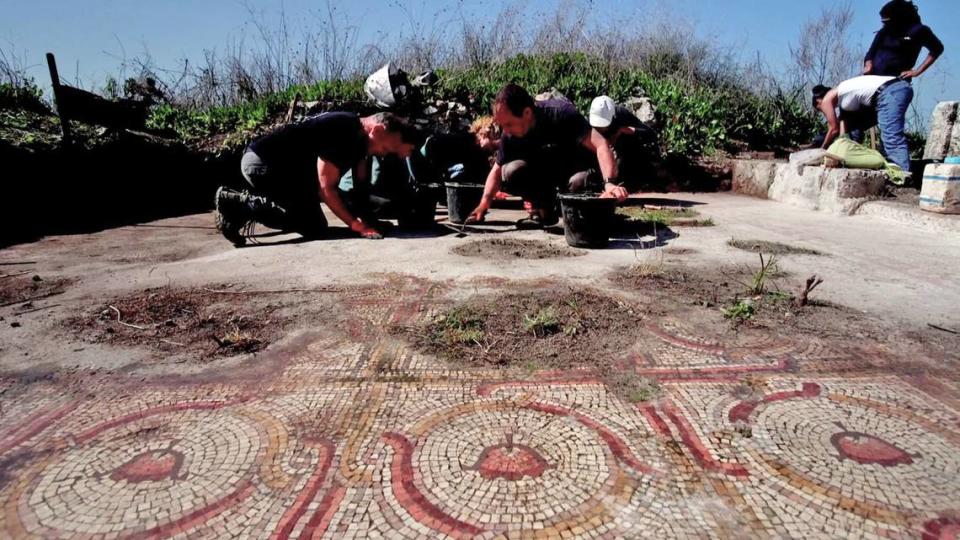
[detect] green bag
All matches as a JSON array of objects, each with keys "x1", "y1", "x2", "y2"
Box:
[{"x1": 826, "y1": 138, "x2": 906, "y2": 185}]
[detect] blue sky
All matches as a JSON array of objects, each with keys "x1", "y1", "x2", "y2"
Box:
[{"x1": 2, "y1": 0, "x2": 956, "y2": 123}]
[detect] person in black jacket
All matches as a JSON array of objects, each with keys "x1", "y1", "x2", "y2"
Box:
[{"x1": 863, "y1": 0, "x2": 944, "y2": 80}]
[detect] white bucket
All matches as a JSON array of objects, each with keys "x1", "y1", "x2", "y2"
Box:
[
  {"x1": 919, "y1": 163, "x2": 960, "y2": 214},
  {"x1": 364, "y1": 63, "x2": 399, "y2": 108}
]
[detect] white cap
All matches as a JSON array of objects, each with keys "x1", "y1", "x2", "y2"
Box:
[{"x1": 589, "y1": 96, "x2": 616, "y2": 128}]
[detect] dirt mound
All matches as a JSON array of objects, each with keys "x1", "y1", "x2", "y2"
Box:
[
  {"x1": 662, "y1": 247, "x2": 696, "y2": 255},
  {"x1": 0, "y1": 274, "x2": 71, "y2": 308},
  {"x1": 611, "y1": 265, "x2": 749, "y2": 309},
  {"x1": 65, "y1": 286, "x2": 335, "y2": 361},
  {"x1": 400, "y1": 287, "x2": 659, "y2": 401},
  {"x1": 451, "y1": 238, "x2": 584, "y2": 260},
  {"x1": 404, "y1": 288, "x2": 643, "y2": 368},
  {"x1": 728, "y1": 239, "x2": 824, "y2": 256}
]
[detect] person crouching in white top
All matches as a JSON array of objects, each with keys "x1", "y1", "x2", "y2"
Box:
[{"x1": 811, "y1": 75, "x2": 913, "y2": 172}]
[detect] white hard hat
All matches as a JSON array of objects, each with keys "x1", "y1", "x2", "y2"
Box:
[
  {"x1": 589, "y1": 96, "x2": 616, "y2": 128},
  {"x1": 365, "y1": 63, "x2": 399, "y2": 108}
]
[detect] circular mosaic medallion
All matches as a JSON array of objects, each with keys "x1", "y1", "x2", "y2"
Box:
[
  {"x1": 414, "y1": 407, "x2": 615, "y2": 527},
  {"x1": 751, "y1": 396, "x2": 960, "y2": 513},
  {"x1": 24, "y1": 407, "x2": 262, "y2": 535}
]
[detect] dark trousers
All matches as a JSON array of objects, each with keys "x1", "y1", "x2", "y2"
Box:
[
  {"x1": 611, "y1": 134, "x2": 657, "y2": 190},
  {"x1": 239, "y1": 151, "x2": 328, "y2": 234},
  {"x1": 501, "y1": 151, "x2": 601, "y2": 212}
]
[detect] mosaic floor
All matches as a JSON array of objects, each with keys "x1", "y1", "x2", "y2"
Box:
[{"x1": 1, "y1": 275, "x2": 958, "y2": 539}]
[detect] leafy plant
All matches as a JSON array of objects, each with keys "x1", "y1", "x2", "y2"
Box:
[
  {"x1": 523, "y1": 306, "x2": 561, "y2": 338},
  {"x1": 0, "y1": 81, "x2": 48, "y2": 114},
  {"x1": 750, "y1": 254, "x2": 780, "y2": 295},
  {"x1": 723, "y1": 299, "x2": 756, "y2": 321},
  {"x1": 434, "y1": 307, "x2": 485, "y2": 346}
]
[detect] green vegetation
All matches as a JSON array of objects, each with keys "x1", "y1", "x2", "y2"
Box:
[
  {"x1": 432, "y1": 306, "x2": 485, "y2": 346},
  {"x1": 523, "y1": 307, "x2": 561, "y2": 338},
  {"x1": 439, "y1": 53, "x2": 819, "y2": 157},
  {"x1": 0, "y1": 80, "x2": 47, "y2": 114},
  {"x1": 723, "y1": 299, "x2": 756, "y2": 321},
  {"x1": 132, "y1": 52, "x2": 821, "y2": 156},
  {"x1": 145, "y1": 79, "x2": 364, "y2": 141},
  {"x1": 2, "y1": 51, "x2": 925, "y2": 161}
]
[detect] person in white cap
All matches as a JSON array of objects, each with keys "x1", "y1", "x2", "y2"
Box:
[{"x1": 589, "y1": 96, "x2": 657, "y2": 189}]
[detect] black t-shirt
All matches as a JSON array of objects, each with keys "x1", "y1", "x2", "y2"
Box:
[
  {"x1": 496, "y1": 99, "x2": 592, "y2": 165},
  {"x1": 248, "y1": 112, "x2": 368, "y2": 187},
  {"x1": 424, "y1": 132, "x2": 490, "y2": 173},
  {"x1": 865, "y1": 23, "x2": 945, "y2": 76},
  {"x1": 607, "y1": 105, "x2": 644, "y2": 136}
]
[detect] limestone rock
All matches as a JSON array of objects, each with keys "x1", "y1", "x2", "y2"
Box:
[
  {"x1": 625, "y1": 97, "x2": 657, "y2": 127},
  {"x1": 535, "y1": 89, "x2": 571, "y2": 103},
  {"x1": 923, "y1": 101, "x2": 959, "y2": 160},
  {"x1": 767, "y1": 165, "x2": 886, "y2": 215},
  {"x1": 731, "y1": 160, "x2": 778, "y2": 199}
]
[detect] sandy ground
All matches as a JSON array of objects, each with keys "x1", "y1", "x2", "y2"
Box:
[{"x1": 2, "y1": 192, "x2": 957, "y2": 378}]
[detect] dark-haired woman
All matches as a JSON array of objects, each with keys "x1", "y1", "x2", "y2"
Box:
[{"x1": 863, "y1": 0, "x2": 944, "y2": 80}]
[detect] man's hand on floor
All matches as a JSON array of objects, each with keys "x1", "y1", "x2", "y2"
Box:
[
  {"x1": 601, "y1": 184, "x2": 629, "y2": 202},
  {"x1": 351, "y1": 219, "x2": 383, "y2": 240}
]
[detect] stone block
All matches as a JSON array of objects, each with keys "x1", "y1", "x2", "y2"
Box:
[
  {"x1": 535, "y1": 88, "x2": 571, "y2": 104},
  {"x1": 767, "y1": 165, "x2": 887, "y2": 215},
  {"x1": 624, "y1": 97, "x2": 657, "y2": 127},
  {"x1": 923, "y1": 101, "x2": 959, "y2": 160},
  {"x1": 919, "y1": 163, "x2": 960, "y2": 214},
  {"x1": 731, "y1": 159, "x2": 778, "y2": 199},
  {"x1": 858, "y1": 200, "x2": 960, "y2": 232},
  {"x1": 951, "y1": 116, "x2": 960, "y2": 157}
]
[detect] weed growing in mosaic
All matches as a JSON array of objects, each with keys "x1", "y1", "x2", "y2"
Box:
[
  {"x1": 749, "y1": 254, "x2": 781, "y2": 295},
  {"x1": 214, "y1": 326, "x2": 261, "y2": 353},
  {"x1": 723, "y1": 299, "x2": 756, "y2": 321},
  {"x1": 766, "y1": 291, "x2": 792, "y2": 303},
  {"x1": 523, "y1": 307, "x2": 561, "y2": 338},
  {"x1": 434, "y1": 307, "x2": 485, "y2": 346},
  {"x1": 625, "y1": 379, "x2": 661, "y2": 403}
]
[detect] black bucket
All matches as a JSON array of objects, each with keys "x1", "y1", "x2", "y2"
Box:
[
  {"x1": 559, "y1": 193, "x2": 616, "y2": 248},
  {"x1": 401, "y1": 192, "x2": 439, "y2": 227},
  {"x1": 445, "y1": 183, "x2": 484, "y2": 224}
]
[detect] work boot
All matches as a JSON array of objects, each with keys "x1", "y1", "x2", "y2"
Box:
[
  {"x1": 215, "y1": 187, "x2": 290, "y2": 246},
  {"x1": 516, "y1": 210, "x2": 559, "y2": 230},
  {"x1": 214, "y1": 187, "x2": 252, "y2": 247}
]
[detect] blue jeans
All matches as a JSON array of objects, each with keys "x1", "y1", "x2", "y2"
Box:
[{"x1": 875, "y1": 80, "x2": 913, "y2": 171}]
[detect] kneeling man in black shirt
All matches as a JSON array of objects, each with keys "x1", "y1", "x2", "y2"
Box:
[{"x1": 215, "y1": 112, "x2": 421, "y2": 246}]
